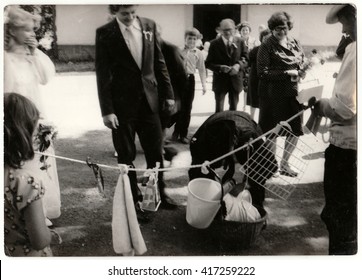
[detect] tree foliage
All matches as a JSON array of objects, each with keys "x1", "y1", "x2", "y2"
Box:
[{"x1": 20, "y1": 5, "x2": 58, "y2": 59}]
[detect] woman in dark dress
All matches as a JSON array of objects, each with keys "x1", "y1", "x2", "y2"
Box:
[
  {"x1": 246, "y1": 29, "x2": 271, "y2": 120},
  {"x1": 257, "y1": 11, "x2": 306, "y2": 177}
]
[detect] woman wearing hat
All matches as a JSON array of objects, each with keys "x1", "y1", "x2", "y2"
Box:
[
  {"x1": 237, "y1": 21, "x2": 257, "y2": 52},
  {"x1": 313, "y1": 4, "x2": 357, "y2": 255}
]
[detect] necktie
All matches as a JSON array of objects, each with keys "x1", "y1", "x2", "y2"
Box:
[
  {"x1": 125, "y1": 27, "x2": 142, "y2": 69},
  {"x1": 227, "y1": 41, "x2": 232, "y2": 56}
]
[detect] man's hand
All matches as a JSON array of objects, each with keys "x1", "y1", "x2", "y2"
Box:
[
  {"x1": 103, "y1": 114, "x2": 119, "y2": 129},
  {"x1": 163, "y1": 99, "x2": 175, "y2": 115},
  {"x1": 298, "y1": 70, "x2": 307, "y2": 79},
  {"x1": 239, "y1": 57, "x2": 248, "y2": 70},
  {"x1": 285, "y1": 69, "x2": 299, "y2": 77},
  {"x1": 229, "y1": 64, "x2": 241, "y2": 76},
  {"x1": 285, "y1": 69, "x2": 300, "y2": 82},
  {"x1": 220, "y1": 65, "x2": 231, "y2": 73}
]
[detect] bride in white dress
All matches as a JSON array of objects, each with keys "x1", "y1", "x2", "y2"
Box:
[{"x1": 4, "y1": 6, "x2": 61, "y2": 221}]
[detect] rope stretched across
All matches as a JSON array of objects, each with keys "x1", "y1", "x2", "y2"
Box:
[{"x1": 35, "y1": 108, "x2": 307, "y2": 174}]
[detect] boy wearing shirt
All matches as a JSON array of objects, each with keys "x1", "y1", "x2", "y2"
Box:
[{"x1": 172, "y1": 28, "x2": 207, "y2": 144}]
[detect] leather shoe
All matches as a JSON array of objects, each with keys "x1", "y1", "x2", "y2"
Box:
[
  {"x1": 158, "y1": 180, "x2": 178, "y2": 210},
  {"x1": 159, "y1": 199, "x2": 178, "y2": 210},
  {"x1": 136, "y1": 209, "x2": 151, "y2": 224},
  {"x1": 280, "y1": 165, "x2": 298, "y2": 177},
  {"x1": 159, "y1": 188, "x2": 178, "y2": 210},
  {"x1": 164, "y1": 145, "x2": 178, "y2": 161}
]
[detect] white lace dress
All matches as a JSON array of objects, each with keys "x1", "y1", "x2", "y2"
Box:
[{"x1": 4, "y1": 47, "x2": 61, "y2": 219}]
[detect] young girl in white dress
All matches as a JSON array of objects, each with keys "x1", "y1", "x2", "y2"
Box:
[{"x1": 4, "y1": 6, "x2": 61, "y2": 222}]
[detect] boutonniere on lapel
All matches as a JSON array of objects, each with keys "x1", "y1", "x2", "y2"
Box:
[
  {"x1": 231, "y1": 43, "x2": 238, "y2": 49},
  {"x1": 143, "y1": 30, "x2": 153, "y2": 42}
]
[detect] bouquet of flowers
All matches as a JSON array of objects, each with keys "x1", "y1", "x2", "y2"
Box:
[
  {"x1": 296, "y1": 49, "x2": 334, "y2": 104},
  {"x1": 300, "y1": 49, "x2": 334, "y2": 73},
  {"x1": 33, "y1": 123, "x2": 57, "y2": 170}
]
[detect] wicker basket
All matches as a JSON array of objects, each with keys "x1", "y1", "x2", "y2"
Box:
[{"x1": 215, "y1": 206, "x2": 267, "y2": 250}]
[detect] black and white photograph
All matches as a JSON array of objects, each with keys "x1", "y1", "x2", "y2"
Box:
[{"x1": 1, "y1": 0, "x2": 360, "y2": 279}]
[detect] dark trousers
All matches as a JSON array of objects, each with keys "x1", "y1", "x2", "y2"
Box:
[
  {"x1": 174, "y1": 74, "x2": 195, "y2": 138},
  {"x1": 321, "y1": 144, "x2": 357, "y2": 255},
  {"x1": 112, "y1": 102, "x2": 164, "y2": 204},
  {"x1": 214, "y1": 87, "x2": 239, "y2": 112}
]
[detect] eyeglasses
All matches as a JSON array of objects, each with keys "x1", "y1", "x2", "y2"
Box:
[{"x1": 274, "y1": 26, "x2": 289, "y2": 32}]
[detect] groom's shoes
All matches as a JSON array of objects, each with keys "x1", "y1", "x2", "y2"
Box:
[
  {"x1": 159, "y1": 181, "x2": 178, "y2": 210},
  {"x1": 135, "y1": 203, "x2": 151, "y2": 224},
  {"x1": 136, "y1": 210, "x2": 151, "y2": 224},
  {"x1": 159, "y1": 198, "x2": 178, "y2": 210},
  {"x1": 164, "y1": 145, "x2": 178, "y2": 162}
]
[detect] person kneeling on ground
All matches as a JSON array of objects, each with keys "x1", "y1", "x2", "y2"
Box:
[{"x1": 188, "y1": 111, "x2": 278, "y2": 209}]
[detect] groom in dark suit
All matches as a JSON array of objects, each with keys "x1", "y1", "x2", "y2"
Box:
[
  {"x1": 95, "y1": 5, "x2": 175, "y2": 209},
  {"x1": 206, "y1": 18, "x2": 248, "y2": 112}
]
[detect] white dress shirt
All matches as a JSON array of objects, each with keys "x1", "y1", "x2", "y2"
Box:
[
  {"x1": 222, "y1": 35, "x2": 234, "y2": 47},
  {"x1": 116, "y1": 17, "x2": 143, "y2": 68}
]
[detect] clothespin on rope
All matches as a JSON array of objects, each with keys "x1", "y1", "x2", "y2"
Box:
[
  {"x1": 86, "y1": 156, "x2": 105, "y2": 197},
  {"x1": 201, "y1": 161, "x2": 211, "y2": 175},
  {"x1": 271, "y1": 123, "x2": 283, "y2": 136},
  {"x1": 118, "y1": 164, "x2": 129, "y2": 175},
  {"x1": 279, "y1": 121, "x2": 292, "y2": 132},
  {"x1": 142, "y1": 162, "x2": 160, "y2": 185},
  {"x1": 151, "y1": 162, "x2": 160, "y2": 182}
]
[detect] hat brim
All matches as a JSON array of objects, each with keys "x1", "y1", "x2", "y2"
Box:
[{"x1": 326, "y1": 5, "x2": 347, "y2": 24}]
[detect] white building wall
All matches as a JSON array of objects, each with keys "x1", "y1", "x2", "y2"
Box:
[
  {"x1": 56, "y1": 5, "x2": 109, "y2": 45},
  {"x1": 56, "y1": 4, "x2": 191, "y2": 47},
  {"x1": 245, "y1": 4, "x2": 341, "y2": 46},
  {"x1": 56, "y1": 4, "x2": 341, "y2": 47},
  {"x1": 138, "y1": 4, "x2": 193, "y2": 48}
]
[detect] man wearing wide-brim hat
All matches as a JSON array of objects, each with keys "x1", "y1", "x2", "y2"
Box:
[{"x1": 313, "y1": 4, "x2": 357, "y2": 255}]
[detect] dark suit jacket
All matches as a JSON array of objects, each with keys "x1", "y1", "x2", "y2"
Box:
[
  {"x1": 95, "y1": 17, "x2": 174, "y2": 118},
  {"x1": 205, "y1": 36, "x2": 248, "y2": 93},
  {"x1": 160, "y1": 40, "x2": 187, "y2": 115}
]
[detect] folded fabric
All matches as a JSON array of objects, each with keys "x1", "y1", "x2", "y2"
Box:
[
  {"x1": 223, "y1": 190, "x2": 261, "y2": 223},
  {"x1": 112, "y1": 172, "x2": 147, "y2": 256}
]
